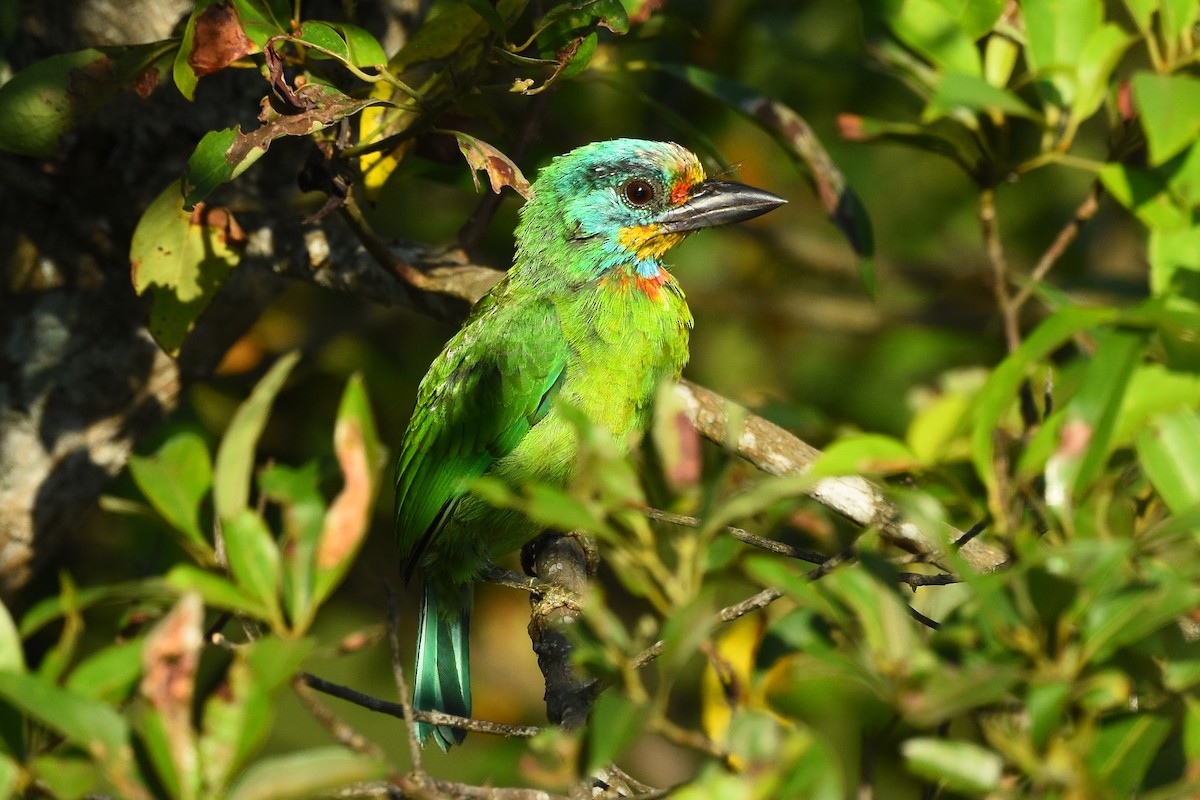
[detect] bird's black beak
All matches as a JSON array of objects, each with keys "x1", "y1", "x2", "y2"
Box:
[{"x1": 657, "y1": 180, "x2": 787, "y2": 234}]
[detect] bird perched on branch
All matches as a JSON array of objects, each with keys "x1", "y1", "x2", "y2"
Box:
[{"x1": 395, "y1": 138, "x2": 785, "y2": 749}]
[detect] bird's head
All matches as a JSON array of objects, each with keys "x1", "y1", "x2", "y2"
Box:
[{"x1": 515, "y1": 139, "x2": 786, "y2": 284}]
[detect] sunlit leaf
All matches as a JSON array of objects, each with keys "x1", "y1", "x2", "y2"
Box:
[
  {"x1": 1137, "y1": 409, "x2": 1200, "y2": 514},
  {"x1": 0, "y1": 604, "x2": 22, "y2": 673},
  {"x1": 810, "y1": 433, "x2": 919, "y2": 477},
  {"x1": 331, "y1": 23, "x2": 387, "y2": 67},
  {"x1": 890, "y1": 0, "x2": 983, "y2": 76},
  {"x1": 1132, "y1": 73, "x2": 1200, "y2": 166},
  {"x1": 902, "y1": 737, "x2": 1002, "y2": 794},
  {"x1": 130, "y1": 182, "x2": 245, "y2": 354}
]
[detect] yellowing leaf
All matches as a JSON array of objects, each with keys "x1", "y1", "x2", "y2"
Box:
[{"x1": 130, "y1": 181, "x2": 244, "y2": 354}]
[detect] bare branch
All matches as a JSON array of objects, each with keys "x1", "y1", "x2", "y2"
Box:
[
  {"x1": 386, "y1": 586, "x2": 425, "y2": 771},
  {"x1": 299, "y1": 671, "x2": 541, "y2": 739},
  {"x1": 1012, "y1": 184, "x2": 1102, "y2": 311},
  {"x1": 293, "y1": 675, "x2": 385, "y2": 759}
]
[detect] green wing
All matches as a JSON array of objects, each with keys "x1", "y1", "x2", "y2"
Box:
[{"x1": 395, "y1": 294, "x2": 568, "y2": 577}]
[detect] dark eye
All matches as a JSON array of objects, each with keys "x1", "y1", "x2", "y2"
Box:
[{"x1": 622, "y1": 179, "x2": 655, "y2": 206}]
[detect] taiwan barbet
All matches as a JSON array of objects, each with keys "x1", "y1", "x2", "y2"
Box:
[{"x1": 395, "y1": 139, "x2": 786, "y2": 749}]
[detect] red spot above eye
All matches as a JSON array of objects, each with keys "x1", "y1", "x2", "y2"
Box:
[{"x1": 670, "y1": 181, "x2": 692, "y2": 205}]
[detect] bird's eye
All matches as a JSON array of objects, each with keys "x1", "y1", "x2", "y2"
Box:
[{"x1": 622, "y1": 179, "x2": 655, "y2": 207}]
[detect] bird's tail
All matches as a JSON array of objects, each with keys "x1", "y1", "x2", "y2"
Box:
[{"x1": 414, "y1": 582, "x2": 472, "y2": 750}]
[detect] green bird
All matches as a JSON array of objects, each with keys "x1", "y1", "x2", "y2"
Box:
[{"x1": 395, "y1": 138, "x2": 785, "y2": 749}]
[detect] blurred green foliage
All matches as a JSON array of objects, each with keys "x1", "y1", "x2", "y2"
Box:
[{"x1": 2, "y1": 0, "x2": 1200, "y2": 797}]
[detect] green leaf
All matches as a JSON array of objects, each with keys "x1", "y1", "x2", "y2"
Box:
[
  {"x1": 1086, "y1": 713, "x2": 1172, "y2": 796},
  {"x1": 29, "y1": 752, "x2": 97, "y2": 800},
  {"x1": 0, "y1": 44, "x2": 173, "y2": 157},
  {"x1": 1149, "y1": 225, "x2": 1200, "y2": 306},
  {"x1": 310, "y1": 375, "x2": 383, "y2": 614},
  {"x1": 230, "y1": 0, "x2": 290, "y2": 48},
  {"x1": 129, "y1": 180, "x2": 243, "y2": 354},
  {"x1": 261, "y1": 461, "x2": 325, "y2": 632},
  {"x1": 0, "y1": 604, "x2": 22, "y2": 673},
  {"x1": 0, "y1": 671, "x2": 147, "y2": 798},
  {"x1": 294, "y1": 21, "x2": 349, "y2": 61},
  {"x1": 819, "y1": 567, "x2": 916, "y2": 669},
  {"x1": 464, "y1": 0, "x2": 508, "y2": 35},
  {"x1": 925, "y1": 71, "x2": 1040, "y2": 125},
  {"x1": 890, "y1": 0, "x2": 983, "y2": 76},
  {"x1": 0, "y1": 755, "x2": 17, "y2": 800},
  {"x1": 902, "y1": 737, "x2": 1002, "y2": 795},
  {"x1": 223, "y1": 510, "x2": 283, "y2": 629},
  {"x1": 971, "y1": 307, "x2": 1119, "y2": 517},
  {"x1": 201, "y1": 637, "x2": 318, "y2": 794},
  {"x1": 809, "y1": 433, "x2": 919, "y2": 477},
  {"x1": 1026, "y1": 680, "x2": 1071, "y2": 749},
  {"x1": 213, "y1": 351, "x2": 300, "y2": 524},
  {"x1": 1071, "y1": 24, "x2": 1133, "y2": 125},
  {"x1": 226, "y1": 747, "x2": 385, "y2": 800},
  {"x1": 166, "y1": 564, "x2": 268, "y2": 616},
  {"x1": 128, "y1": 431, "x2": 214, "y2": 560},
  {"x1": 932, "y1": 0, "x2": 1005, "y2": 39},
  {"x1": 1137, "y1": 409, "x2": 1200, "y2": 514},
  {"x1": 1159, "y1": 0, "x2": 1200, "y2": 47},
  {"x1": 1133, "y1": 72, "x2": 1200, "y2": 166},
  {"x1": 586, "y1": 692, "x2": 647, "y2": 772},
  {"x1": 19, "y1": 578, "x2": 169, "y2": 638},
  {"x1": 1123, "y1": 0, "x2": 1157, "y2": 30},
  {"x1": 1099, "y1": 162, "x2": 1191, "y2": 232},
  {"x1": 1043, "y1": 329, "x2": 1145, "y2": 513},
  {"x1": 182, "y1": 87, "x2": 381, "y2": 208},
  {"x1": 902, "y1": 665, "x2": 1021, "y2": 727},
  {"x1": 1022, "y1": 0, "x2": 1103, "y2": 108},
  {"x1": 66, "y1": 638, "x2": 143, "y2": 703},
  {"x1": 330, "y1": 23, "x2": 387, "y2": 67},
  {"x1": 1082, "y1": 581, "x2": 1200, "y2": 662}
]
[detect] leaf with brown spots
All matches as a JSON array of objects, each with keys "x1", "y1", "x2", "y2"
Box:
[
  {"x1": 182, "y1": 85, "x2": 382, "y2": 208},
  {"x1": 140, "y1": 593, "x2": 204, "y2": 800},
  {"x1": 130, "y1": 181, "x2": 245, "y2": 354},
  {"x1": 188, "y1": 2, "x2": 253, "y2": 77},
  {"x1": 452, "y1": 131, "x2": 533, "y2": 199}
]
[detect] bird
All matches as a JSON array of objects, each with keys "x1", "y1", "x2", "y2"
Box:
[{"x1": 394, "y1": 138, "x2": 785, "y2": 749}]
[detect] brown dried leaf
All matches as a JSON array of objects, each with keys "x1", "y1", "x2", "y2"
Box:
[
  {"x1": 453, "y1": 132, "x2": 533, "y2": 199},
  {"x1": 188, "y1": 2, "x2": 253, "y2": 78}
]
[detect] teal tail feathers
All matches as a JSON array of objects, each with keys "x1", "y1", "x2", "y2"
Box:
[{"x1": 414, "y1": 583, "x2": 472, "y2": 751}]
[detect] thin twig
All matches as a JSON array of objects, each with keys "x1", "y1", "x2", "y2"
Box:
[
  {"x1": 299, "y1": 671, "x2": 542, "y2": 739},
  {"x1": 645, "y1": 507, "x2": 827, "y2": 565},
  {"x1": 386, "y1": 585, "x2": 425, "y2": 771},
  {"x1": 979, "y1": 189, "x2": 1021, "y2": 354},
  {"x1": 895, "y1": 572, "x2": 961, "y2": 588},
  {"x1": 293, "y1": 675, "x2": 385, "y2": 759},
  {"x1": 653, "y1": 717, "x2": 734, "y2": 767},
  {"x1": 1012, "y1": 184, "x2": 1101, "y2": 310}
]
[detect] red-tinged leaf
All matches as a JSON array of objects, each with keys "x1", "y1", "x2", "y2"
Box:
[
  {"x1": 188, "y1": 2, "x2": 254, "y2": 77},
  {"x1": 452, "y1": 131, "x2": 533, "y2": 198},
  {"x1": 139, "y1": 593, "x2": 203, "y2": 800},
  {"x1": 316, "y1": 376, "x2": 380, "y2": 574}
]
